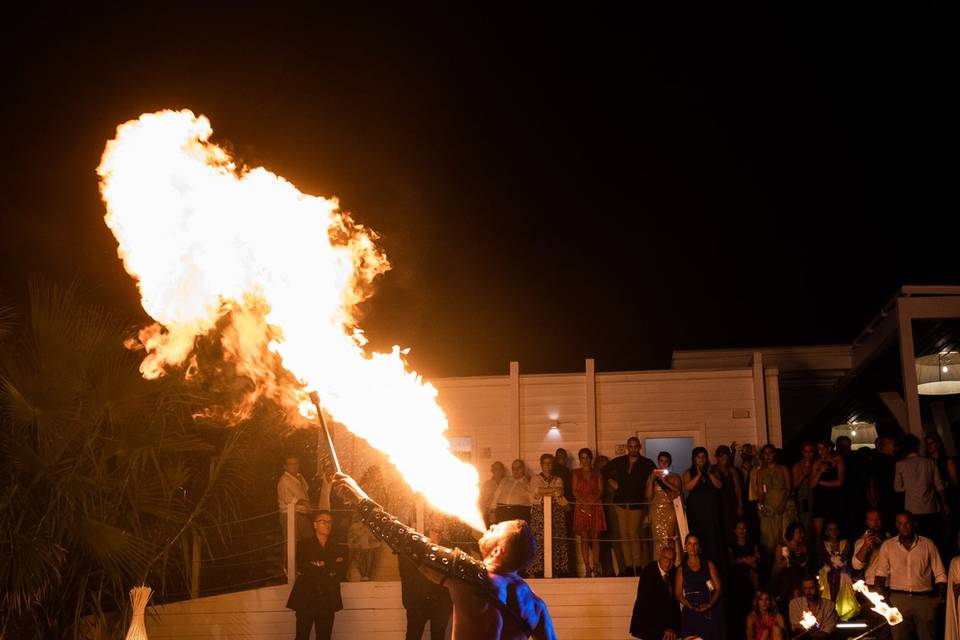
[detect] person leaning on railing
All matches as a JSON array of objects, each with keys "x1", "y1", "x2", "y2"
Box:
[
  {"x1": 278, "y1": 455, "x2": 314, "y2": 545},
  {"x1": 493, "y1": 459, "x2": 533, "y2": 525},
  {"x1": 605, "y1": 437, "x2": 656, "y2": 576}
]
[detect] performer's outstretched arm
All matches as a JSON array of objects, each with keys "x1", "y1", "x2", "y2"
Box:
[{"x1": 334, "y1": 473, "x2": 487, "y2": 589}]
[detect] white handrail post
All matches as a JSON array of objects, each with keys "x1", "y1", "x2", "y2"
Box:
[
  {"x1": 287, "y1": 500, "x2": 297, "y2": 584},
  {"x1": 544, "y1": 495, "x2": 553, "y2": 579}
]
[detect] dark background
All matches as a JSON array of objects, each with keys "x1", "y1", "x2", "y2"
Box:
[{"x1": 2, "y1": 6, "x2": 952, "y2": 377}]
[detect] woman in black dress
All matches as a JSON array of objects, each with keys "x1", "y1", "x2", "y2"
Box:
[
  {"x1": 810, "y1": 440, "x2": 844, "y2": 550},
  {"x1": 683, "y1": 447, "x2": 723, "y2": 565},
  {"x1": 728, "y1": 520, "x2": 760, "y2": 640}
]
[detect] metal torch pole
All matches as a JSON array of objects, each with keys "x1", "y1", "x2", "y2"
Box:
[
  {"x1": 849, "y1": 620, "x2": 892, "y2": 640},
  {"x1": 310, "y1": 391, "x2": 341, "y2": 474}
]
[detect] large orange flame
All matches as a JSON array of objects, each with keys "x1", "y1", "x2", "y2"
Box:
[{"x1": 97, "y1": 109, "x2": 483, "y2": 530}]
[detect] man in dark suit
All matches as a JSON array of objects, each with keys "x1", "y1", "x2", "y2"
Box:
[
  {"x1": 399, "y1": 514, "x2": 453, "y2": 640},
  {"x1": 286, "y1": 510, "x2": 348, "y2": 640},
  {"x1": 630, "y1": 546, "x2": 681, "y2": 640}
]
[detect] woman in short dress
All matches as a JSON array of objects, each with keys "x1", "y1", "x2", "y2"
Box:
[
  {"x1": 573, "y1": 447, "x2": 607, "y2": 576},
  {"x1": 810, "y1": 440, "x2": 845, "y2": 550}
]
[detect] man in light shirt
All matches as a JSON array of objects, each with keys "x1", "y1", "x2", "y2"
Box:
[
  {"x1": 852, "y1": 510, "x2": 890, "y2": 585},
  {"x1": 788, "y1": 576, "x2": 837, "y2": 639},
  {"x1": 480, "y1": 461, "x2": 507, "y2": 527},
  {"x1": 873, "y1": 511, "x2": 947, "y2": 640},
  {"x1": 894, "y1": 434, "x2": 948, "y2": 546},
  {"x1": 493, "y1": 459, "x2": 533, "y2": 524},
  {"x1": 278, "y1": 455, "x2": 314, "y2": 543}
]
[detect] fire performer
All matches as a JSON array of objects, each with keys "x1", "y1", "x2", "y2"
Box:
[{"x1": 332, "y1": 473, "x2": 557, "y2": 640}]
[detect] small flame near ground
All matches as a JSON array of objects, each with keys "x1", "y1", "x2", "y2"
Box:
[{"x1": 97, "y1": 109, "x2": 484, "y2": 530}]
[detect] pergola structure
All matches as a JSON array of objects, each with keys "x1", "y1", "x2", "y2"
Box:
[{"x1": 807, "y1": 286, "x2": 960, "y2": 452}]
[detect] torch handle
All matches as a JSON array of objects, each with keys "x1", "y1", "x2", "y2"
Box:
[{"x1": 310, "y1": 391, "x2": 342, "y2": 474}]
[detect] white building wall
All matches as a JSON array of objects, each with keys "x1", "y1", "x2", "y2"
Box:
[{"x1": 432, "y1": 363, "x2": 776, "y2": 472}]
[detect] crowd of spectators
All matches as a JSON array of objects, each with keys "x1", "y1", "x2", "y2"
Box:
[{"x1": 277, "y1": 429, "x2": 960, "y2": 639}]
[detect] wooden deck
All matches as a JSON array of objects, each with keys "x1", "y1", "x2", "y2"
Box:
[{"x1": 146, "y1": 576, "x2": 639, "y2": 639}]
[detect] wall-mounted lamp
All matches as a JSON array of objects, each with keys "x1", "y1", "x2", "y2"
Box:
[{"x1": 548, "y1": 419, "x2": 560, "y2": 432}]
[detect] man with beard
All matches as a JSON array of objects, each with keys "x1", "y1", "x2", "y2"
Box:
[{"x1": 333, "y1": 473, "x2": 556, "y2": 640}]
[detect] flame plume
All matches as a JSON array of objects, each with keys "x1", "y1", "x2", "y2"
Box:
[
  {"x1": 97, "y1": 109, "x2": 483, "y2": 530},
  {"x1": 852, "y1": 580, "x2": 903, "y2": 625}
]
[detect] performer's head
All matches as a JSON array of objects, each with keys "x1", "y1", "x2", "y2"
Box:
[{"x1": 479, "y1": 519, "x2": 537, "y2": 574}]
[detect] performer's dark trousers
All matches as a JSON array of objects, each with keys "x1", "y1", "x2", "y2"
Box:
[
  {"x1": 405, "y1": 604, "x2": 451, "y2": 640},
  {"x1": 295, "y1": 608, "x2": 335, "y2": 640}
]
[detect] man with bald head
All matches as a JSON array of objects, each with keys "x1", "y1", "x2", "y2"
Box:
[
  {"x1": 605, "y1": 436, "x2": 656, "y2": 575},
  {"x1": 630, "y1": 546, "x2": 680, "y2": 640}
]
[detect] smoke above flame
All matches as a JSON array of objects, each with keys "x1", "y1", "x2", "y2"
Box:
[{"x1": 97, "y1": 109, "x2": 483, "y2": 530}]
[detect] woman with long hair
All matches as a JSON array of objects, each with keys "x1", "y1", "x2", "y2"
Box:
[
  {"x1": 646, "y1": 451, "x2": 682, "y2": 558},
  {"x1": 791, "y1": 441, "x2": 817, "y2": 534},
  {"x1": 810, "y1": 440, "x2": 844, "y2": 550},
  {"x1": 675, "y1": 533, "x2": 725, "y2": 640},
  {"x1": 572, "y1": 447, "x2": 606, "y2": 576},
  {"x1": 758, "y1": 445, "x2": 793, "y2": 557},
  {"x1": 684, "y1": 447, "x2": 723, "y2": 564},
  {"x1": 728, "y1": 520, "x2": 761, "y2": 640},
  {"x1": 746, "y1": 591, "x2": 785, "y2": 640},
  {"x1": 816, "y1": 520, "x2": 860, "y2": 620},
  {"x1": 771, "y1": 522, "x2": 810, "y2": 611}
]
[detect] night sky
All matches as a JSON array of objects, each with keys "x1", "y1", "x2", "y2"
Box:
[{"x1": 2, "y1": 7, "x2": 952, "y2": 377}]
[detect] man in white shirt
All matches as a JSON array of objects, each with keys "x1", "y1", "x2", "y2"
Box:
[
  {"x1": 894, "y1": 435, "x2": 948, "y2": 546},
  {"x1": 480, "y1": 461, "x2": 507, "y2": 527},
  {"x1": 852, "y1": 510, "x2": 890, "y2": 585},
  {"x1": 278, "y1": 455, "x2": 314, "y2": 543},
  {"x1": 873, "y1": 511, "x2": 947, "y2": 640},
  {"x1": 493, "y1": 459, "x2": 533, "y2": 524},
  {"x1": 788, "y1": 576, "x2": 837, "y2": 639}
]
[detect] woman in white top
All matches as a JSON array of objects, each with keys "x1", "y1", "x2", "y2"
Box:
[{"x1": 529, "y1": 453, "x2": 570, "y2": 577}]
